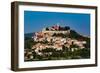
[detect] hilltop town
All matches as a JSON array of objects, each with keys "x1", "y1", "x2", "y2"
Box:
[{"x1": 24, "y1": 24, "x2": 90, "y2": 61}]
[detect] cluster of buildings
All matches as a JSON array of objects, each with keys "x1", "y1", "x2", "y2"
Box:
[
  {"x1": 32, "y1": 25, "x2": 86, "y2": 54},
  {"x1": 42, "y1": 24, "x2": 70, "y2": 31},
  {"x1": 24, "y1": 25, "x2": 87, "y2": 61}
]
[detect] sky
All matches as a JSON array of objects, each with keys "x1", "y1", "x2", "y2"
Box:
[{"x1": 24, "y1": 11, "x2": 90, "y2": 36}]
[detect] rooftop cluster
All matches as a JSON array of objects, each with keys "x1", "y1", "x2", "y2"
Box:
[
  {"x1": 24, "y1": 24, "x2": 90, "y2": 61},
  {"x1": 43, "y1": 24, "x2": 70, "y2": 31}
]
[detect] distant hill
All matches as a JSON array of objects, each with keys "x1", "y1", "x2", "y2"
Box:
[
  {"x1": 24, "y1": 32, "x2": 35, "y2": 38},
  {"x1": 69, "y1": 30, "x2": 90, "y2": 42}
]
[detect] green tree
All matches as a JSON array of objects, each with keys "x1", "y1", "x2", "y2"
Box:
[
  {"x1": 46, "y1": 27, "x2": 49, "y2": 30},
  {"x1": 64, "y1": 26, "x2": 70, "y2": 30},
  {"x1": 80, "y1": 48, "x2": 90, "y2": 58}
]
